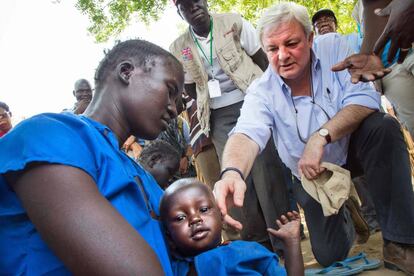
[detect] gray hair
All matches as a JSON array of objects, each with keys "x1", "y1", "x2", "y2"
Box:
[{"x1": 257, "y1": 2, "x2": 313, "y2": 47}]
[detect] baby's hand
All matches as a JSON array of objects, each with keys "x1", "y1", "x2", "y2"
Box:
[{"x1": 267, "y1": 211, "x2": 301, "y2": 244}]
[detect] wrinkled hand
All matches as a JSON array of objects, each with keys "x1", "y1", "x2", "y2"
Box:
[
  {"x1": 213, "y1": 173, "x2": 245, "y2": 230},
  {"x1": 267, "y1": 211, "x2": 301, "y2": 244},
  {"x1": 298, "y1": 134, "x2": 326, "y2": 180},
  {"x1": 332, "y1": 53, "x2": 391, "y2": 83},
  {"x1": 122, "y1": 135, "x2": 137, "y2": 151},
  {"x1": 374, "y1": 0, "x2": 414, "y2": 63}
]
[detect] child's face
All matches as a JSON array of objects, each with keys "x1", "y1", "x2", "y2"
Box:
[
  {"x1": 149, "y1": 158, "x2": 179, "y2": 189},
  {"x1": 164, "y1": 185, "x2": 222, "y2": 257}
]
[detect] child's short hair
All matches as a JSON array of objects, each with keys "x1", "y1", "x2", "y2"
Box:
[{"x1": 138, "y1": 139, "x2": 180, "y2": 168}]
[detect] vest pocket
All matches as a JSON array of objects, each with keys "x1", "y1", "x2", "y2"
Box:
[{"x1": 219, "y1": 41, "x2": 242, "y2": 73}]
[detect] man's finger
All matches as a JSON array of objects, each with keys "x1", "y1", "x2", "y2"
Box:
[
  {"x1": 374, "y1": 6, "x2": 391, "y2": 17},
  {"x1": 213, "y1": 185, "x2": 228, "y2": 216},
  {"x1": 331, "y1": 60, "x2": 350, "y2": 71},
  {"x1": 351, "y1": 72, "x2": 363, "y2": 84},
  {"x1": 374, "y1": 31, "x2": 390, "y2": 55},
  {"x1": 232, "y1": 182, "x2": 246, "y2": 207},
  {"x1": 223, "y1": 214, "x2": 243, "y2": 230},
  {"x1": 398, "y1": 49, "x2": 409, "y2": 64},
  {"x1": 387, "y1": 40, "x2": 399, "y2": 63}
]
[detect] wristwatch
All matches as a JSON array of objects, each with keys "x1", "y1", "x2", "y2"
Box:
[{"x1": 318, "y1": 128, "x2": 331, "y2": 144}]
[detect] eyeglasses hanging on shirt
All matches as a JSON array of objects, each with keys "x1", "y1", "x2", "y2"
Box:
[
  {"x1": 190, "y1": 18, "x2": 221, "y2": 98},
  {"x1": 289, "y1": 71, "x2": 331, "y2": 144}
]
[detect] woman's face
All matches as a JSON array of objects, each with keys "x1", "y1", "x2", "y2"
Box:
[{"x1": 122, "y1": 57, "x2": 184, "y2": 140}]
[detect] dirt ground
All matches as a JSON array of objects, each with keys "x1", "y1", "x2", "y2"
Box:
[{"x1": 302, "y1": 229, "x2": 405, "y2": 275}]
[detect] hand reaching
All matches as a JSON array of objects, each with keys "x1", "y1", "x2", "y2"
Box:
[
  {"x1": 373, "y1": 0, "x2": 414, "y2": 63},
  {"x1": 332, "y1": 53, "x2": 391, "y2": 83},
  {"x1": 267, "y1": 211, "x2": 301, "y2": 244},
  {"x1": 213, "y1": 173, "x2": 246, "y2": 231}
]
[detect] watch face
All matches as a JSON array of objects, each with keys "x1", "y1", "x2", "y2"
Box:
[{"x1": 319, "y1": 128, "x2": 329, "y2": 136}]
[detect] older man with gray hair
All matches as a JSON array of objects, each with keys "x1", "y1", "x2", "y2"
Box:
[{"x1": 213, "y1": 2, "x2": 414, "y2": 273}]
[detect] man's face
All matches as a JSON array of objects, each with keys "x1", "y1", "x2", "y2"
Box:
[
  {"x1": 177, "y1": 0, "x2": 210, "y2": 29},
  {"x1": 0, "y1": 107, "x2": 12, "y2": 133},
  {"x1": 314, "y1": 15, "x2": 336, "y2": 35},
  {"x1": 164, "y1": 185, "x2": 222, "y2": 257},
  {"x1": 74, "y1": 82, "x2": 93, "y2": 102},
  {"x1": 262, "y1": 19, "x2": 313, "y2": 82},
  {"x1": 122, "y1": 57, "x2": 184, "y2": 140}
]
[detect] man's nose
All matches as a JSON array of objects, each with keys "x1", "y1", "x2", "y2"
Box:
[{"x1": 278, "y1": 47, "x2": 289, "y2": 61}]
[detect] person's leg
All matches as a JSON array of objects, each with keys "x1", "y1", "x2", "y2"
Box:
[
  {"x1": 291, "y1": 176, "x2": 355, "y2": 266},
  {"x1": 193, "y1": 145, "x2": 221, "y2": 189},
  {"x1": 249, "y1": 136, "x2": 290, "y2": 253},
  {"x1": 352, "y1": 175, "x2": 380, "y2": 233},
  {"x1": 210, "y1": 102, "x2": 281, "y2": 251},
  {"x1": 346, "y1": 112, "x2": 414, "y2": 244}
]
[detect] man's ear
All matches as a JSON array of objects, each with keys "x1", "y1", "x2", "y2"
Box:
[
  {"x1": 73, "y1": 90, "x2": 76, "y2": 97},
  {"x1": 308, "y1": 31, "x2": 314, "y2": 45},
  {"x1": 117, "y1": 60, "x2": 135, "y2": 85}
]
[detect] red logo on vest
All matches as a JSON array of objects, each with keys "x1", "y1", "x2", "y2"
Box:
[{"x1": 181, "y1": 47, "x2": 193, "y2": 61}]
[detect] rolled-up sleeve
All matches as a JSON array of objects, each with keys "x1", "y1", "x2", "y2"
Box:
[
  {"x1": 230, "y1": 88, "x2": 273, "y2": 152},
  {"x1": 340, "y1": 80, "x2": 381, "y2": 110}
]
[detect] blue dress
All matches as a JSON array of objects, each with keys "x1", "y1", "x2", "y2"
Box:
[
  {"x1": 172, "y1": 241, "x2": 287, "y2": 276},
  {"x1": 0, "y1": 113, "x2": 172, "y2": 275}
]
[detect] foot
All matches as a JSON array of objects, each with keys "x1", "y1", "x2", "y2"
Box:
[
  {"x1": 383, "y1": 241, "x2": 414, "y2": 275},
  {"x1": 345, "y1": 196, "x2": 370, "y2": 244}
]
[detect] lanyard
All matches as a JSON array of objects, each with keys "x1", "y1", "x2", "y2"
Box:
[{"x1": 191, "y1": 18, "x2": 213, "y2": 67}]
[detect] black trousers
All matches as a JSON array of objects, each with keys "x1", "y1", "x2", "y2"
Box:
[{"x1": 292, "y1": 112, "x2": 414, "y2": 266}]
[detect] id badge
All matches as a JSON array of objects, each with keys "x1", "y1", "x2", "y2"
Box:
[{"x1": 208, "y1": 79, "x2": 221, "y2": 98}]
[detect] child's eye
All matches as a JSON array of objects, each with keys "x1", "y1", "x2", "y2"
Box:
[
  {"x1": 200, "y1": 206, "x2": 209, "y2": 213},
  {"x1": 175, "y1": 214, "x2": 186, "y2": 221}
]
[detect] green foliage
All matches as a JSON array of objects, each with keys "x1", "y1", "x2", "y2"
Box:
[
  {"x1": 209, "y1": 0, "x2": 359, "y2": 35},
  {"x1": 75, "y1": 0, "x2": 358, "y2": 42}
]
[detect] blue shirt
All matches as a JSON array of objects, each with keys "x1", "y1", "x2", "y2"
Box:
[
  {"x1": 172, "y1": 241, "x2": 286, "y2": 276},
  {"x1": 232, "y1": 33, "x2": 381, "y2": 178},
  {"x1": 0, "y1": 113, "x2": 173, "y2": 275}
]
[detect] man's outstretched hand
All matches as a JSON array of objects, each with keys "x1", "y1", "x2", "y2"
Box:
[
  {"x1": 332, "y1": 53, "x2": 391, "y2": 83},
  {"x1": 213, "y1": 173, "x2": 246, "y2": 231}
]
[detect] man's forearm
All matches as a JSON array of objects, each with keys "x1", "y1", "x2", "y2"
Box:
[
  {"x1": 221, "y1": 133, "x2": 259, "y2": 178},
  {"x1": 323, "y1": 105, "x2": 375, "y2": 142},
  {"x1": 360, "y1": 0, "x2": 390, "y2": 53}
]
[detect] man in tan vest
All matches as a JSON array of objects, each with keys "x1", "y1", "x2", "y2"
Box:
[{"x1": 170, "y1": 0, "x2": 289, "y2": 254}]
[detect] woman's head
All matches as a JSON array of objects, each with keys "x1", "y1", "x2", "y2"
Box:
[
  {"x1": 90, "y1": 39, "x2": 185, "y2": 141},
  {"x1": 139, "y1": 140, "x2": 181, "y2": 189},
  {"x1": 160, "y1": 178, "x2": 222, "y2": 257}
]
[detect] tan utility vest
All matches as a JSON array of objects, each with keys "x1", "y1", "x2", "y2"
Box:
[{"x1": 170, "y1": 13, "x2": 263, "y2": 135}]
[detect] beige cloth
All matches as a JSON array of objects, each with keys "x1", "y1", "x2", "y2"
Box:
[{"x1": 301, "y1": 162, "x2": 358, "y2": 216}]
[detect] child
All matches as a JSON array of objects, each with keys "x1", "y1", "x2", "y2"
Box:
[
  {"x1": 139, "y1": 140, "x2": 181, "y2": 189},
  {"x1": 160, "y1": 178, "x2": 304, "y2": 276}
]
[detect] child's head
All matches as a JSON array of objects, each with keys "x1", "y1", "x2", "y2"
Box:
[
  {"x1": 160, "y1": 178, "x2": 222, "y2": 257},
  {"x1": 139, "y1": 140, "x2": 180, "y2": 189}
]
